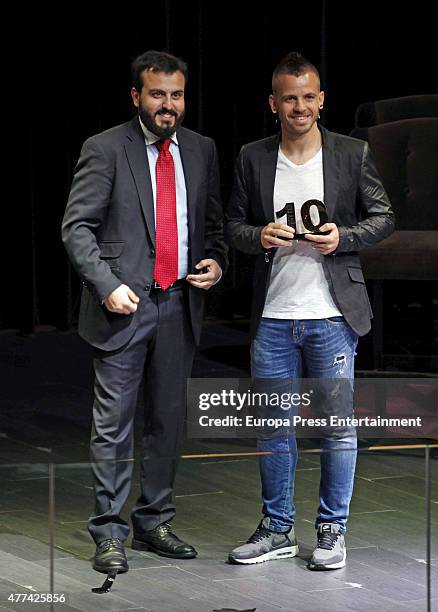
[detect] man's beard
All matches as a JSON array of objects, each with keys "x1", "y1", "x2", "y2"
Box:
[{"x1": 139, "y1": 107, "x2": 185, "y2": 139}]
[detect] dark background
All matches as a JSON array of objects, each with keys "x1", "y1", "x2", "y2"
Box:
[{"x1": 7, "y1": 2, "x2": 436, "y2": 333}]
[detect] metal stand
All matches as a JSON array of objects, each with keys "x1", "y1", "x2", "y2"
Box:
[
  {"x1": 425, "y1": 446, "x2": 431, "y2": 612},
  {"x1": 48, "y1": 464, "x2": 55, "y2": 612}
]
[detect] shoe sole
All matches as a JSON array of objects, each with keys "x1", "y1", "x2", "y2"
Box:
[
  {"x1": 92, "y1": 563, "x2": 129, "y2": 574},
  {"x1": 131, "y1": 538, "x2": 197, "y2": 559},
  {"x1": 308, "y1": 549, "x2": 346, "y2": 570},
  {"x1": 228, "y1": 544, "x2": 299, "y2": 565}
]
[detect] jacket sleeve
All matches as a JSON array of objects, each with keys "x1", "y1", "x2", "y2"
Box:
[
  {"x1": 336, "y1": 142, "x2": 395, "y2": 252},
  {"x1": 225, "y1": 147, "x2": 265, "y2": 254},
  {"x1": 204, "y1": 138, "x2": 229, "y2": 274},
  {"x1": 61, "y1": 137, "x2": 122, "y2": 302}
]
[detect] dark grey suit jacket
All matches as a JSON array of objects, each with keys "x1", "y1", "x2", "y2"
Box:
[
  {"x1": 225, "y1": 126, "x2": 394, "y2": 338},
  {"x1": 62, "y1": 117, "x2": 227, "y2": 350}
]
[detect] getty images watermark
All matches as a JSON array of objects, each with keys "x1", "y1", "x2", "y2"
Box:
[{"x1": 187, "y1": 378, "x2": 438, "y2": 438}]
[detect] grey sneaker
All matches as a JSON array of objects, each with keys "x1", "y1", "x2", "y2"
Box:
[
  {"x1": 228, "y1": 517, "x2": 299, "y2": 565},
  {"x1": 308, "y1": 523, "x2": 346, "y2": 570}
]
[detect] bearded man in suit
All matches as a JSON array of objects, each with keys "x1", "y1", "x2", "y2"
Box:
[
  {"x1": 62, "y1": 50, "x2": 227, "y2": 574},
  {"x1": 226, "y1": 52, "x2": 393, "y2": 570}
]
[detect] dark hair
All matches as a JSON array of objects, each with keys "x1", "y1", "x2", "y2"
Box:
[
  {"x1": 131, "y1": 50, "x2": 188, "y2": 92},
  {"x1": 272, "y1": 52, "x2": 320, "y2": 92}
]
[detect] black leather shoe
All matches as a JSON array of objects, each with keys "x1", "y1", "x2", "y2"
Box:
[
  {"x1": 93, "y1": 538, "x2": 129, "y2": 574},
  {"x1": 132, "y1": 522, "x2": 197, "y2": 559}
]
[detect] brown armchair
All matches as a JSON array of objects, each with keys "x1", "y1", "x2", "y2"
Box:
[{"x1": 350, "y1": 96, "x2": 438, "y2": 370}]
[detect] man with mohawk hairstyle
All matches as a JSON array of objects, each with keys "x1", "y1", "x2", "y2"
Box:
[{"x1": 226, "y1": 51, "x2": 393, "y2": 569}]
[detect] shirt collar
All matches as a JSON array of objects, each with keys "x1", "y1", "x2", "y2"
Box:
[{"x1": 138, "y1": 117, "x2": 179, "y2": 146}]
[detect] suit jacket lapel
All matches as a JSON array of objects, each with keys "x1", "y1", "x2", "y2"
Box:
[
  {"x1": 125, "y1": 117, "x2": 156, "y2": 246},
  {"x1": 320, "y1": 126, "x2": 340, "y2": 221},
  {"x1": 176, "y1": 128, "x2": 198, "y2": 241},
  {"x1": 260, "y1": 134, "x2": 280, "y2": 222}
]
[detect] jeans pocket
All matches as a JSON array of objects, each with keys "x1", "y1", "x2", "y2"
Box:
[{"x1": 326, "y1": 316, "x2": 346, "y2": 325}]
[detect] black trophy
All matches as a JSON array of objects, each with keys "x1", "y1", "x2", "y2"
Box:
[{"x1": 276, "y1": 199, "x2": 329, "y2": 240}]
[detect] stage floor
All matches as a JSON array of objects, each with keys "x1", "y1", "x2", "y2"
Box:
[
  {"x1": 0, "y1": 445, "x2": 436, "y2": 611},
  {"x1": 0, "y1": 327, "x2": 436, "y2": 611}
]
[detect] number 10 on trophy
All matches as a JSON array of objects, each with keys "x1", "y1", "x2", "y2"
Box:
[{"x1": 276, "y1": 199, "x2": 329, "y2": 240}]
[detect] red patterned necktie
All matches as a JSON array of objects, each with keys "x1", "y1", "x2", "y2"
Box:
[{"x1": 153, "y1": 138, "x2": 178, "y2": 290}]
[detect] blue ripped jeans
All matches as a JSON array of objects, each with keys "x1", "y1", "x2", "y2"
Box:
[{"x1": 251, "y1": 317, "x2": 358, "y2": 533}]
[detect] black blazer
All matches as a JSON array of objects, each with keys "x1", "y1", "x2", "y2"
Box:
[
  {"x1": 62, "y1": 117, "x2": 227, "y2": 350},
  {"x1": 225, "y1": 126, "x2": 395, "y2": 338}
]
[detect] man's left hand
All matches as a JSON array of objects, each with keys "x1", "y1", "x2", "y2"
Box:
[
  {"x1": 186, "y1": 259, "x2": 222, "y2": 290},
  {"x1": 304, "y1": 223, "x2": 339, "y2": 255}
]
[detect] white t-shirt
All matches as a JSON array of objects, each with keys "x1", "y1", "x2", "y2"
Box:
[{"x1": 262, "y1": 147, "x2": 342, "y2": 319}]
